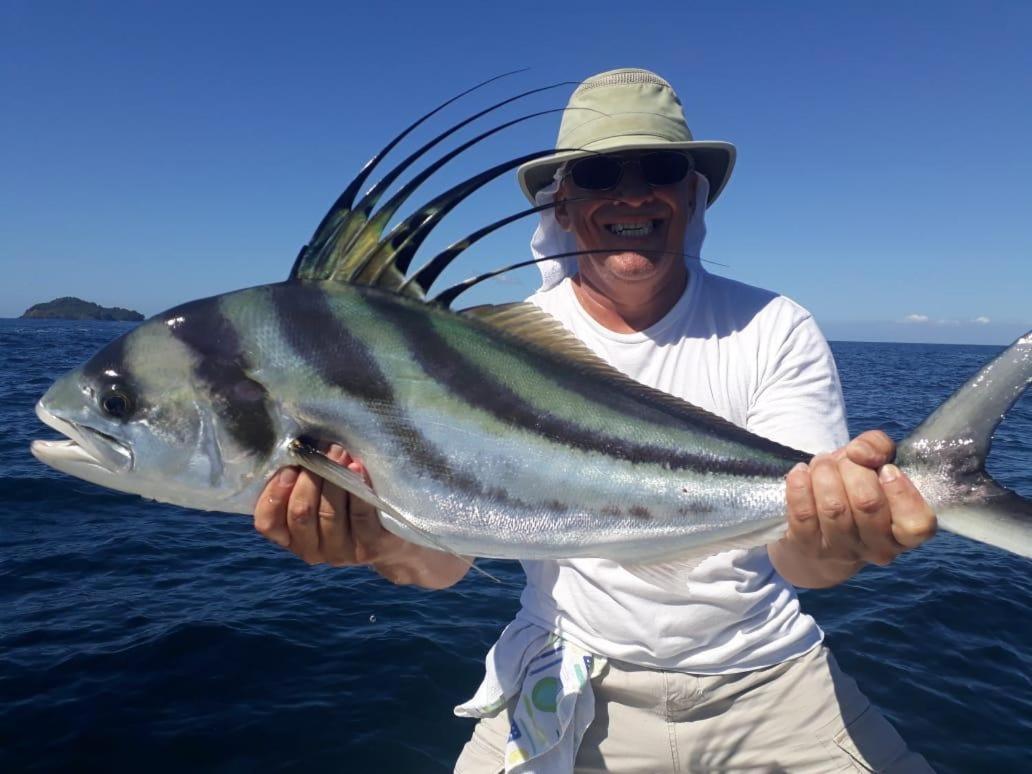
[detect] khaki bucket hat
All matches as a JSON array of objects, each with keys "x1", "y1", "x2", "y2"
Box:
[{"x1": 517, "y1": 68, "x2": 736, "y2": 207}]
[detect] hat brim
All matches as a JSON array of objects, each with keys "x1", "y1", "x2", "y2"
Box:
[{"x1": 517, "y1": 137, "x2": 737, "y2": 207}]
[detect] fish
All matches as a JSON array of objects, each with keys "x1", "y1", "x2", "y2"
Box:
[{"x1": 30, "y1": 78, "x2": 1032, "y2": 585}]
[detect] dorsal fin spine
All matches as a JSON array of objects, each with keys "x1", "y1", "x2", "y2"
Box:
[
  {"x1": 432, "y1": 248, "x2": 701, "y2": 307},
  {"x1": 359, "y1": 158, "x2": 573, "y2": 293},
  {"x1": 328, "y1": 110, "x2": 564, "y2": 286},
  {"x1": 293, "y1": 82, "x2": 572, "y2": 284},
  {"x1": 337, "y1": 83, "x2": 570, "y2": 242},
  {"x1": 397, "y1": 200, "x2": 562, "y2": 293},
  {"x1": 432, "y1": 249, "x2": 595, "y2": 307},
  {"x1": 298, "y1": 70, "x2": 530, "y2": 275}
]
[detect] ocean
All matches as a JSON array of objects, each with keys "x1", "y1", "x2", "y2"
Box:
[{"x1": 1, "y1": 319, "x2": 1029, "y2": 772}]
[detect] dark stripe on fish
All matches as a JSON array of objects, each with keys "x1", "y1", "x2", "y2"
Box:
[
  {"x1": 267, "y1": 284, "x2": 396, "y2": 405},
  {"x1": 267, "y1": 284, "x2": 490, "y2": 495},
  {"x1": 365, "y1": 294, "x2": 791, "y2": 478},
  {"x1": 162, "y1": 298, "x2": 277, "y2": 457}
]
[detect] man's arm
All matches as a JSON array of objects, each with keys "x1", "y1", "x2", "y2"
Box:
[{"x1": 253, "y1": 444, "x2": 471, "y2": 590}]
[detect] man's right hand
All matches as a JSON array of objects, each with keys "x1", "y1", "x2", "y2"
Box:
[{"x1": 253, "y1": 444, "x2": 471, "y2": 589}]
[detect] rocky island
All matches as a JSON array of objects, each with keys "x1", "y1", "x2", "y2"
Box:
[{"x1": 21, "y1": 297, "x2": 144, "y2": 321}]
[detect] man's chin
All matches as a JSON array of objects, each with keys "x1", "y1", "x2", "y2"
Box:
[{"x1": 598, "y1": 249, "x2": 667, "y2": 279}]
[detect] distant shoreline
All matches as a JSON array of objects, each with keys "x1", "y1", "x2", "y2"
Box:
[
  {"x1": 6, "y1": 317, "x2": 141, "y2": 323},
  {"x1": 18, "y1": 297, "x2": 144, "y2": 322}
]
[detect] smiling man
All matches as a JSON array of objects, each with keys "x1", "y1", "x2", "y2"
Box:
[
  {"x1": 254, "y1": 69, "x2": 936, "y2": 772},
  {"x1": 556, "y1": 149, "x2": 695, "y2": 333}
]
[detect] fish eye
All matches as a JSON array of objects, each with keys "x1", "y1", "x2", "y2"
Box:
[{"x1": 100, "y1": 389, "x2": 134, "y2": 419}]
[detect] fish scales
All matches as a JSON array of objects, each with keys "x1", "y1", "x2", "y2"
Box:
[
  {"x1": 178, "y1": 282, "x2": 814, "y2": 559},
  {"x1": 363, "y1": 290, "x2": 798, "y2": 477},
  {"x1": 135, "y1": 282, "x2": 796, "y2": 559}
]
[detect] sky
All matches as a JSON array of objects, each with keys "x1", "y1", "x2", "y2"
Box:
[{"x1": 1, "y1": 0, "x2": 1029, "y2": 344}]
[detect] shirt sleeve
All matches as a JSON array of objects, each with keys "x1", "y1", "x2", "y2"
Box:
[{"x1": 746, "y1": 307, "x2": 849, "y2": 455}]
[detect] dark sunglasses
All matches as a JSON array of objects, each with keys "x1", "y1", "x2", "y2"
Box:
[{"x1": 565, "y1": 151, "x2": 694, "y2": 191}]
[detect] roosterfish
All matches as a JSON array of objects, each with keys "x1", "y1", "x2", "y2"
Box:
[{"x1": 30, "y1": 77, "x2": 1032, "y2": 587}]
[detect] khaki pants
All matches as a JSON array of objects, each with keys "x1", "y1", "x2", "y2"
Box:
[{"x1": 455, "y1": 645, "x2": 933, "y2": 773}]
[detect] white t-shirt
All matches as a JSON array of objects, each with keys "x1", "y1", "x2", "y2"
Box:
[{"x1": 516, "y1": 264, "x2": 849, "y2": 673}]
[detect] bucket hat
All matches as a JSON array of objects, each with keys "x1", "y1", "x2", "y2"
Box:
[{"x1": 517, "y1": 68, "x2": 736, "y2": 207}]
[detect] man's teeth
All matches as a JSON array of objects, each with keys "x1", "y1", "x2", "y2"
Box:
[{"x1": 605, "y1": 221, "x2": 655, "y2": 237}]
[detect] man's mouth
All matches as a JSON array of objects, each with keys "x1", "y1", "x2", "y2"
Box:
[{"x1": 603, "y1": 219, "x2": 662, "y2": 238}]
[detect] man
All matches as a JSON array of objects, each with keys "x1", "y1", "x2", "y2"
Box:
[{"x1": 254, "y1": 69, "x2": 936, "y2": 772}]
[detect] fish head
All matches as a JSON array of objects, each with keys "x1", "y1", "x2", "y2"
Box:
[{"x1": 31, "y1": 301, "x2": 281, "y2": 512}]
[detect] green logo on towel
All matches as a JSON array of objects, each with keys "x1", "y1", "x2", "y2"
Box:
[{"x1": 531, "y1": 677, "x2": 560, "y2": 713}]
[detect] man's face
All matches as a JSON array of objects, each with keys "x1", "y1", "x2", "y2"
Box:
[{"x1": 554, "y1": 151, "x2": 696, "y2": 291}]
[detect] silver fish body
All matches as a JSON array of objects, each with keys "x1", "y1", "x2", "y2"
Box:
[
  {"x1": 31, "y1": 278, "x2": 1032, "y2": 568},
  {"x1": 33, "y1": 280, "x2": 800, "y2": 564},
  {"x1": 29, "y1": 82, "x2": 1032, "y2": 570}
]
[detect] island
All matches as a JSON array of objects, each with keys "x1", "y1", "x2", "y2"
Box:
[{"x1": 21, "y1": 297, "x2": 144, "y2": 321}]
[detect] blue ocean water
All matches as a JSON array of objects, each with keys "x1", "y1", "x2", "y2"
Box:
[{"x1": 1, "y1": 319, "x2": 1029, "y2": 773}]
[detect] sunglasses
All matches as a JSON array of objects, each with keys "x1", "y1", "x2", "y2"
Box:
[{"x1": 565, "y1": 151, "x2": 694, "y2": 191}]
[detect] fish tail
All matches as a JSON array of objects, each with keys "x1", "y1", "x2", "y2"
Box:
[{"x1": 898, "y1": 330, "x2": 1032, "y2": 557}]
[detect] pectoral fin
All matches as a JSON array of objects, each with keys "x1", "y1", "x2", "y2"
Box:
[{"x1": 287, "y1": 438, "x2": 391, "y2": 513}]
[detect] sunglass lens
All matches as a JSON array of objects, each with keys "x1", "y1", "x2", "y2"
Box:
[
  {"x1": 570, "y1": 156, "x2": 622, "y2": 190},
  {"x1": 640, "y1": 152, "x2": 692, "y2": 186}
]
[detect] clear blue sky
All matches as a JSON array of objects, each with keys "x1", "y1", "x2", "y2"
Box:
[{"x1": 2, "y1": 1, "x2": 1029, "y2": 343}]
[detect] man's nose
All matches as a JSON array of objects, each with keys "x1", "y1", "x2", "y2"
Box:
[{"x1": 611, "y1": 162, "x2": 653, "y2": 202}]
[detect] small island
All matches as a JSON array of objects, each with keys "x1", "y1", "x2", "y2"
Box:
[{"x1": 21, "y1": 297, "x2": 144, "y2": 321}]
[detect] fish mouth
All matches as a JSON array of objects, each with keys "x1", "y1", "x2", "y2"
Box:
[{"x1": 31, "y1": 402, "x2": 134, "y2": 475}]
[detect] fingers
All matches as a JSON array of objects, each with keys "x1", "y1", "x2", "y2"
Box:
[
  {"x1": 785, "y1": 462, "x2": 820, "y2": 553},
  {"x1": 879, "y1": 464, "x2": 938, "y2": 548},
  {"x1": 846, "y1": 430, "x2": 895, "y2": 469},
  {"x1": 286, "y1": 466, "x2": 325, "y2": 564},
  {"x1": 810, "y1": 454, "x2": 861, "y2": 559},
  {"x1": 253, "y1": 467, "x2": 297, "y2": 548},
  {"x1": 253, "y1": 444, "x2": 402, "y2": 572},
  {"x1": 838, "y1": 456, "x2": 902, "y2": 566},
  {"x1": 318, "y1": 445, "x2": 354, "y2": 567},
  {"x1": 779, "y1": 435, "x2": 937, "y2": 582}
]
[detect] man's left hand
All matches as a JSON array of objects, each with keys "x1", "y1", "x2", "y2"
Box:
[{"x1": 769, "y1": 430, "x2": 937, "y2": 588}]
